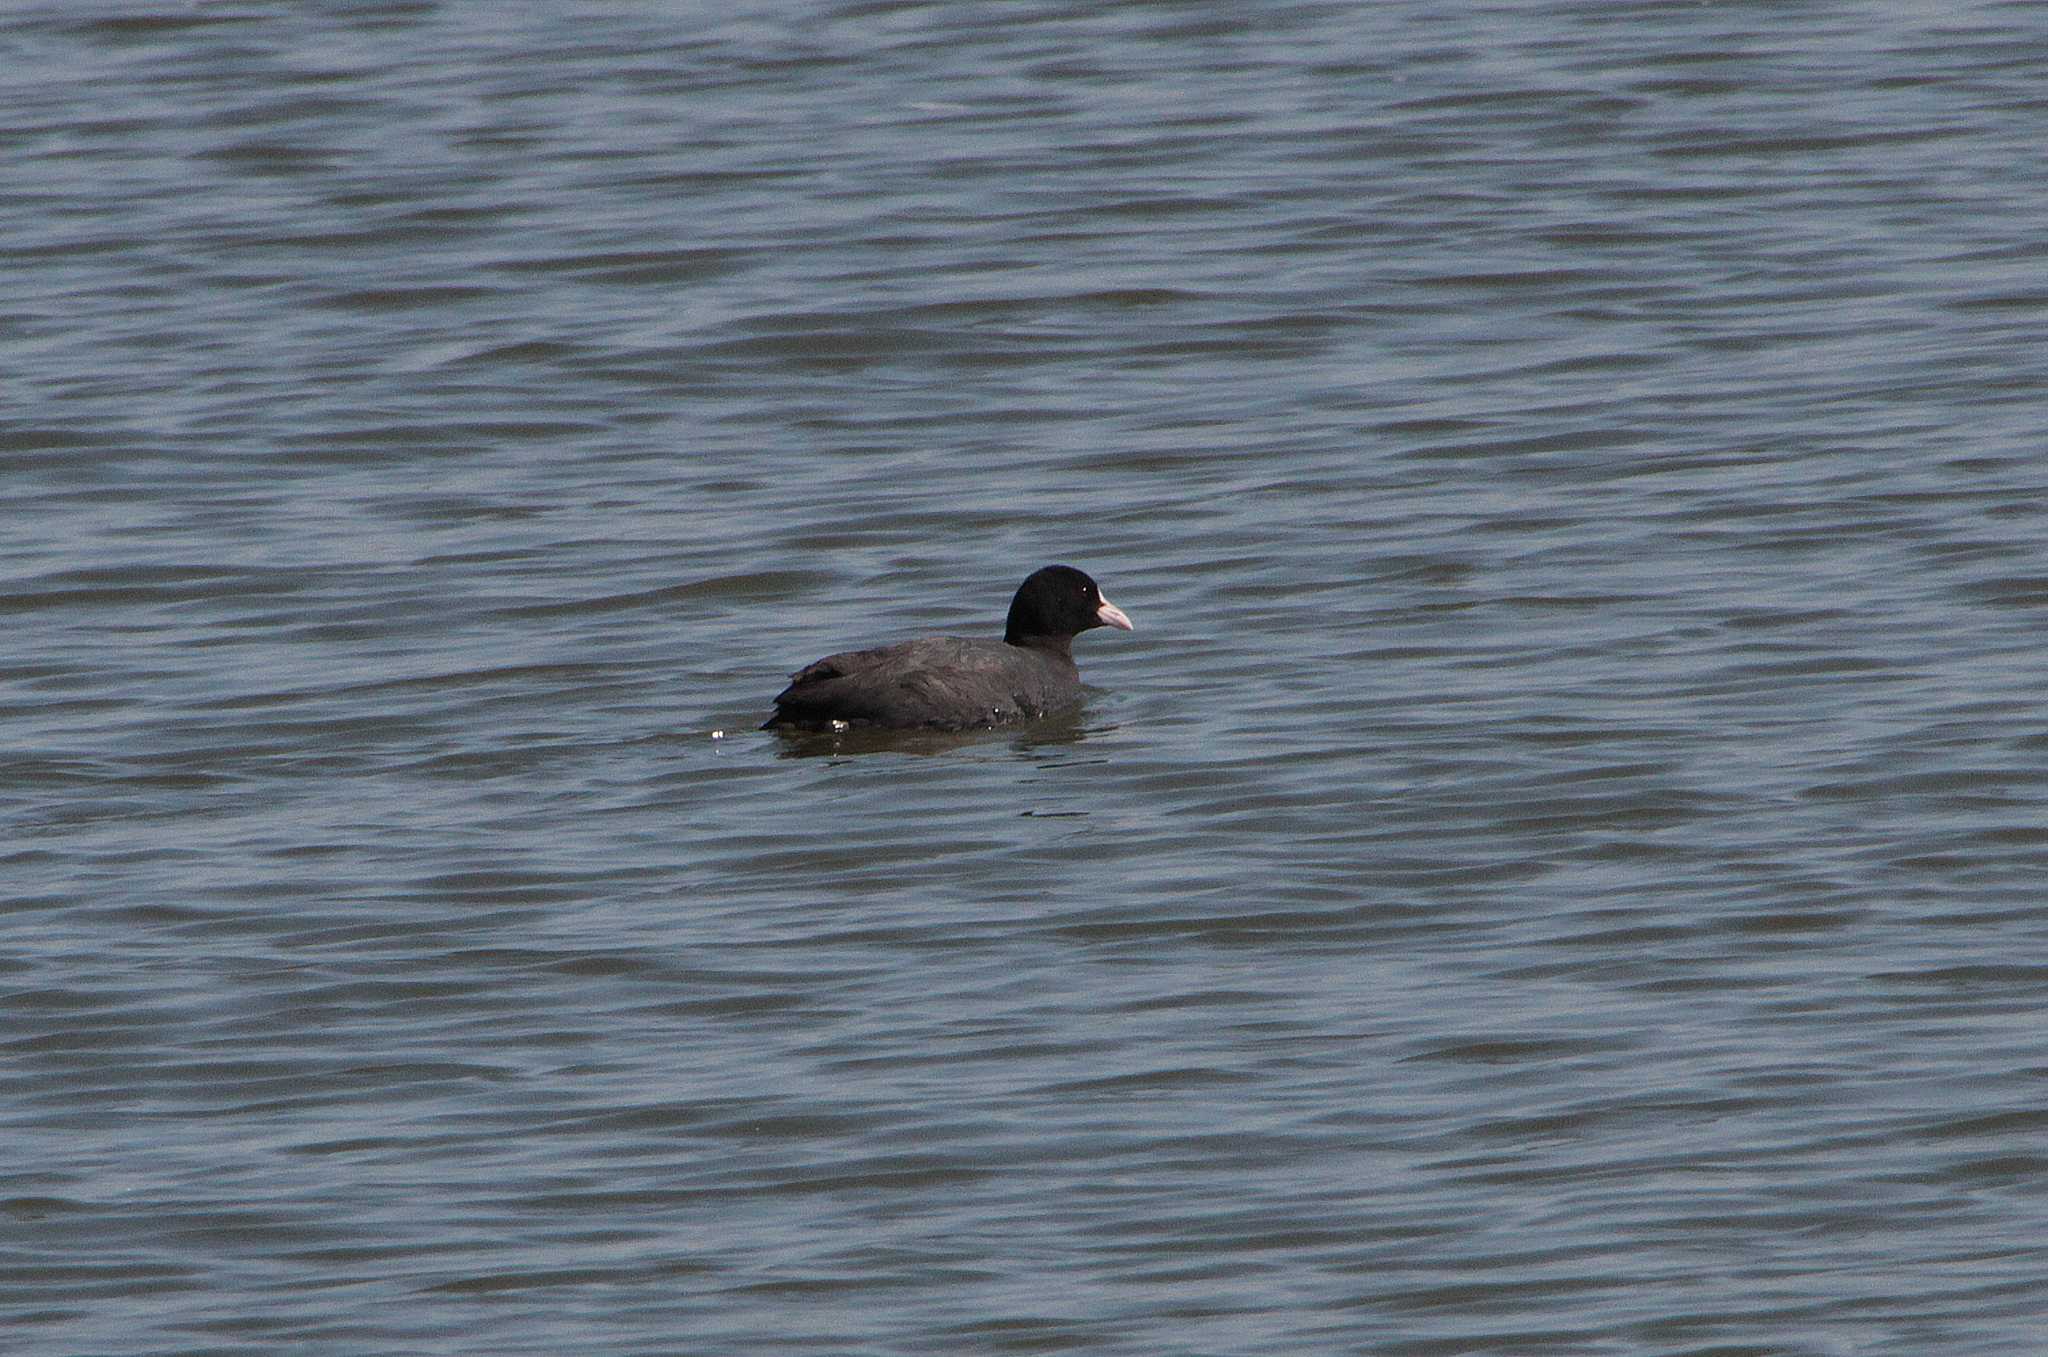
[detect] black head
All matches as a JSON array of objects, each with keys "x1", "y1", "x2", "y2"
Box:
[{"x1": 1004, "y1": 565, "x2": 1134, "y2": 647}]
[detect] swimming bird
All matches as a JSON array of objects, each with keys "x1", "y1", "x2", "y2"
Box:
[{"x1": 763, "y1": 565, "x2": 1133, "y2": 731}]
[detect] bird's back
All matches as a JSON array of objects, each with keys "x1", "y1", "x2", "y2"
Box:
[{"x1": 764, "y1": 635, "x2": 1078, "y2": 730}]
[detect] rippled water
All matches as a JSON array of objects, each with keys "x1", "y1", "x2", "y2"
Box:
[{"x1": 7, "y1": 3, "x2": 2048, "y2": 1353}]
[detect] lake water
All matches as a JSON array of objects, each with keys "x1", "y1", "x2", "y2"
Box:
[{"x1": 7, "y1": 3, "x2": 2048, "y2": 1353}]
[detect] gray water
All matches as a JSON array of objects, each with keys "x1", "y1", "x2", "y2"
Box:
[{"x1": 7, "y1": 2, "x2": 2048, "y2": 1353}]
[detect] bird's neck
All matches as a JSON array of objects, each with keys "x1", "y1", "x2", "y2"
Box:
[{"x1": 1006, "y1": 632, "x2": 1075, "y2": 660}]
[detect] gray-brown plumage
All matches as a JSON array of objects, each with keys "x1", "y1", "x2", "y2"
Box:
[{"x1": 763, "y1": 565, "x2": 1133, "y2": 731}]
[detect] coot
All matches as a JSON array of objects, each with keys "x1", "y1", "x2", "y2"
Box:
[{"x1": 763, "y1": 565, "x2": 1133, "y2": 731}]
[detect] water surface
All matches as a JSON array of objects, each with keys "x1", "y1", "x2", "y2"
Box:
[{"x1": 6, "y1": 3, "x2": 2048, "y2": 1353}]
